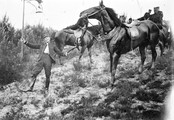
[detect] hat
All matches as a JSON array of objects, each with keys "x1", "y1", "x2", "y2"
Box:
[
  {"x1": 43, "y1": 33, "x2": 50, "y2": 38},
  {"x1": 154, "y1": 6, "x2": 159, "y2": 9}
]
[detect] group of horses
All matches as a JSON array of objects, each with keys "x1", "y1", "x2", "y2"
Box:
[{"x1": 53, "y1": 1, "x2": 172, "y2": 87}]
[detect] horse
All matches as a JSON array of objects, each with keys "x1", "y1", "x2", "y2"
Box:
[
  {"x1": 138, "y1": 15, "x2": 172, "y2": 55},
  {"x1": 152, "y1": 20, "x2": 172, "y2": 51},
  {"x1": 80, "y1": 0, "x2": 160, "y2": 86},
  {"x1": 53, "y1": 25, "x2": 102, "y2": 64}
]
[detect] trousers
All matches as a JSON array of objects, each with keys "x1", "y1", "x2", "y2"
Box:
[{"x1": 31, "y1": 53, "x2": 54, "y2": 90}]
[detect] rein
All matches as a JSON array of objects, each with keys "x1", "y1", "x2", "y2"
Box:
[
  {"x1": 80, "y1": 26, "x2": 101, "y2": 42},
  {"x1": 86, "y1": 7, "x2": 105, "y2": 18},
  {"x1": 79, "y1": 19, "x2": 102, "y2": 42}
]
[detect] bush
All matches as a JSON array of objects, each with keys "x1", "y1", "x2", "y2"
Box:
[{"x1": 0, "y1": 15, "x2": 24, "y2": 86}]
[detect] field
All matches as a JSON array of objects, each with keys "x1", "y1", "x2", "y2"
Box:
[{"x1": 0, "y1": 43, "x2": 173, "y2": 120}]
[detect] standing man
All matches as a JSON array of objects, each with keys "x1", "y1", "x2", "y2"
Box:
[
  {"x1": 143, "y1": 9, "x2": 152, "y2": 20},
  {"x1": 21, "y1": 36, "x2": 67, "y2": 92}
]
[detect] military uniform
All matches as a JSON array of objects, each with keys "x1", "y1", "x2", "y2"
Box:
[
  {"x1": 64, "y1": 16, "x2": 88, "y2": 49},
  {"x1": 150, "y1": 7, "x2": 163, "y2": 29},
  {"x1": 66, "y1": 16, "x2": 88, "y2": 30},
  {"x1": 144, "y1": 12, "x2": 151, "y2": 20}
]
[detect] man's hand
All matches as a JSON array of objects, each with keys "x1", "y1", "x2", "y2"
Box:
[
  {"x1": 20, "y1": 38, "x2": 27, "y2": 44},
  {"x1": 64, "y1": 52, "x2": 68, "y2": 57}
]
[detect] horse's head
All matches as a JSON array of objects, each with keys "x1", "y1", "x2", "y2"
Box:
[
  {"x1": 80, "y1": 1, "x2": 106, "y2": 20},
  {"x1": 80, "y1": 1, "x2": 122, "y2": 33}
]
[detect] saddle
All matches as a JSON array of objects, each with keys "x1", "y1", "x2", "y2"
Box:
[
  {"x1": 74, "y1": 29, "x2": 84, "y2": 38},
  {"x1": 124, "y1": 20, "x2": 141, "y2": 28},
  {"x1": 127, "y1": 26, "x2": 140, "y2": 40},
  {"x1": 64, "y1": 27, "x2": 86, "y2": 39}
]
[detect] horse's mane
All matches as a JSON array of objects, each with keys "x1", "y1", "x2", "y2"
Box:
[{"x1": 105, "y1": 7, "x2": 128, "y2": 28}]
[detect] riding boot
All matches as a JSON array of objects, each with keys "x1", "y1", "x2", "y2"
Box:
[{"x1": 76, "y1": 38, "x2": 80, "y2": 51}]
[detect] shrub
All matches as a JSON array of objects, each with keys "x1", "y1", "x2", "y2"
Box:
[
  {"x1": 43, "y1": 97, "x2": 55, "y2": 108},
  {"x1": 0, "y1": 15, "x2": 24, "y2": 86}
]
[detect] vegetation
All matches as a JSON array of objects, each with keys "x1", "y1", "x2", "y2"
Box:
[{"x1": 0, "y1": 15, "x2": 173, "y2": 120}]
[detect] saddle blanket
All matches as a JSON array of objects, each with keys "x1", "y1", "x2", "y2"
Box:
[{"x1": 127, "y1": 26, "x2": 139, "y2": 40}]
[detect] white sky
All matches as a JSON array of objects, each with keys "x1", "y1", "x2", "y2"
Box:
[{"x1": 0, "y1": 0, "x2": 173, "y2": 30}]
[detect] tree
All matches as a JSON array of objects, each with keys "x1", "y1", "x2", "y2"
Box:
[{"x1": 0, "y1": 15, "x2": 23, "y2": 86}]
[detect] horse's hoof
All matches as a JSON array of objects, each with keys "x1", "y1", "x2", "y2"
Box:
[{"x1": 20, "y1": 89, "x2": 33, "y2": 92}]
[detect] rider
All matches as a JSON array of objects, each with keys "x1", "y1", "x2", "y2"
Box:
[
  {"x1": 64, "y1": 15, "x2": 88, "y2": 49},
  {"x1": 143, "y1": 9, "x2": 152, "y2": 20},
  {"x1": 151, "y1": 7, "x2": 163, "y2": 29}
]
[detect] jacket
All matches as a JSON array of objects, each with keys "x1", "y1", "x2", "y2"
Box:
[
  {"x1": 150, "y1": 11, "x2": 163, "y2": 24},
  {"x1": 65, "y1": 17, "x2": 88, "y2": 30},
  {"x1": 143, "y1": 12, "x2": 150, "y2": 20},
  {"x1": 25, "y1": 40, "x2": 66, "y2": 62}
]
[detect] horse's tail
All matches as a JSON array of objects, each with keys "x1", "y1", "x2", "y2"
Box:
[{"x1": 147, "y1": 25, "x2": 151, "y2": 42}]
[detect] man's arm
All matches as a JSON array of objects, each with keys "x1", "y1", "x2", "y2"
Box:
[
  {"x1": 53, "y1": 46, "x2": 67, "y2": 57},
  {"x1": 24, "y1": 41, "x2": 41, "y2": 49}
]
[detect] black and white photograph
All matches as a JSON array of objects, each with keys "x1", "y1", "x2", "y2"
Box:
[{"x1": 0, "y1": 0, "x2": 173, "y2": 119}]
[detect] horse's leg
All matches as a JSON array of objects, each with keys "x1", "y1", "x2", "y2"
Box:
[
  {"x1": 139, "y1": 45, "x2": 146, "y2": 73},
  {"x1": 79, "y1": 45, "x2": 87, "y2": 61},
  {"x1": 158, "y1": 39, "x2": 164, "y2": 56},
  {"x1": 58, "y1": 56, "x2": 63, "y2": 65},
  {"x1": 150, "y1": 44, "x2": 157, "y2": 69},
  {"x1": 111, "y1": 53, "x2": 120, "y2": 88},
  {"x1": 87, "y1": 46, "x2": 93, "y2": 64},
  {"x1": 110, "y1": 53, "x2": 113, "y2": 73},
  {"x1": 56, "y1": 43, "x2": 65, "y2": 65}
]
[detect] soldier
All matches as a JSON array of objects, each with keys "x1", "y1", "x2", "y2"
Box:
[
  {"x1": 64, "y1": 15, "x2": 88, "y2": 49},
  {"x1": 151, "y1": 7, "x2": 163, "y2": 29},
  {"x1": 21, "y1": 36, "x2": 67, "y2": 93},
  {"x1": 143, "y1": 9, "x2": 151, "y2": 20}
]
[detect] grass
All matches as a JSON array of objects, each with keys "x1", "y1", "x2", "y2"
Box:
[{"x1": 43, "y1": 97, "x2": 55, "y2": 108}]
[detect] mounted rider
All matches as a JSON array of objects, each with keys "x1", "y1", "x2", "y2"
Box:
[
  {"x1": 64, "y1": 15, "x2": 88, "y2": 49},
  {"x1": 143, "y1": 9, "x2": 152, "y2": 20},
  {"x1": 150, "y1": 7, "x2": 163, "y2": 29}
]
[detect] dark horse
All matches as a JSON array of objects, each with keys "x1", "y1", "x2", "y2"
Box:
[
  {"x1": 80, "y1": 1, "x2": 160, "y2": 86},
  {"x1": 53, "y1": 25, "x2": 102, "y2": 64},
  {"x1": 138, "y1": 15, "x2": 172, "y2": 55}
]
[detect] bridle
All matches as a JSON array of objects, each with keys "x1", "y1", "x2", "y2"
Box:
[
  {"x1": 84, "y1": 6, "x2": 106, "y2": 18},
  {"x1": 80, "y1": 7, "x2": 107, "y2": 39}
]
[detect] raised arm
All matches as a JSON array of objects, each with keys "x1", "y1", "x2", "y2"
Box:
[{"x1": 24, "y1": 41, "x2": 41, "y2": 49}]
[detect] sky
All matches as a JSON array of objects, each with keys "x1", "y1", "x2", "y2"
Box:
[{"x1": 0, "y1": 0, "x2": 173, "y2": 30}]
